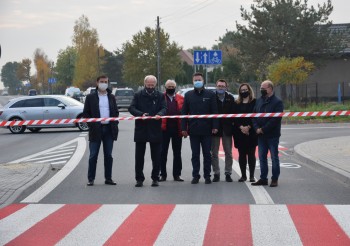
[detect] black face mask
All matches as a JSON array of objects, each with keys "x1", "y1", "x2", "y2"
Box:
[
  {"x1": 166, "y1": 88, "x2": 176, "y2": 95},
  {"x1": 145, "y1": 87, "x2": 155, "y2": 94},
  {"x1": 260, "y1": 89, "x2": 267, "y2": 97},
  {"x1": 240, "y1": 91, "x2": 249, "y2": 99}
]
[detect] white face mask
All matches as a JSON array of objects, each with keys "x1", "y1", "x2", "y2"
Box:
[{"x1": 98, "y1": 83, "x2": 108, "y2": 91}]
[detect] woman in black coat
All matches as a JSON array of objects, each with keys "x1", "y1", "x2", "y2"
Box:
[{"x1": 233, "y1": 83, "x2": 258, "y2": 182}]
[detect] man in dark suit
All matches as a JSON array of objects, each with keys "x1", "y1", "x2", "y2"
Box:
[
  {"x1": 129, "y1": 75, "x2": 167, "y2": 187},
  {"x1": 83, "y1": 75, "x2": 119, "y2": 186}
]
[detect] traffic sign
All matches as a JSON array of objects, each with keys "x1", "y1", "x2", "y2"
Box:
[
  {"x1": 48, "y1": 77, "x2": 57, "y2": 84},
  {"x1": 193, "y1": 50, "x2": 222, "y2": 65}
]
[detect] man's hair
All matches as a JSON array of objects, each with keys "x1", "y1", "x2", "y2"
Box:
[
  {"x1": 96, "y1": 75, "x2": 108, "y2": 82},
  {"x1": 192, "y1": 72, "x2": 204, "y2": 79},
  {"x1": 216, "y1": 79, "x2": 228, "y2": 87},
  {"x1": 263, "y1": 80, "x2": 274, "y2": 90},
  {"x1": 144, "y1": 75, "x2": 157, "y2": 84},
  {"x1": 165, "y1": 79, "x2": 176, "y2": 87}
]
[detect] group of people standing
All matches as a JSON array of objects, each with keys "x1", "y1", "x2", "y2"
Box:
[{"x1": 83, "y1": 73, "x2": 283, "y2": 188}]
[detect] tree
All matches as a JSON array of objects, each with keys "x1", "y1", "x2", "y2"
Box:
[
  {"x1": 55, "y1": 46, "x2": 77, "y2": 93},
  {"x1": 233, "y1": 0, "x2": 339, "y2": 78},
  {"x1": 101, "y1": 49, "x2": 124, "y2": 86},
  {"x1": 268, "y1": 56, "x2": 314, "y2": 101},
  {"x1": 122, "y1": 27, "x2": 182, "y2": 87},
  {"x1": 1, "y1": 62, "x2": 21, "y2": 94},
  {"x1": 72, "y1": 15, "x2": 101, "y2": 88},
  {"x1": 33, "y1": 48, "x2": 51, "y2": 93},
  {"x1": 17, "y1": 58, "x2": 32, "y2": 83}
]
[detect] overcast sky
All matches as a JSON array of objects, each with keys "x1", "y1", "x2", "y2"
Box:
[{"x1": 0, "y1": 0, "x2": 349, "y2": 86}]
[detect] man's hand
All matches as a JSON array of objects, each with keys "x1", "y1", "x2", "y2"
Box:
[
  {"x1": 182, "y1": 131, "x2": 188, "y2": 138},
  {"x1": 256, "y1": 128, "x2": 263, "y2": 135},
  {"x1": 240, "y1": 126, "x2": 250, "y2": 135},
  {"x1": 212, "y1": 129, "x2": 218, "y2": 134},
  {"x1": 155, "y1": 115, "x2": 161, "y2": 120},
  {"x1": 142, "y1": 113, "x2": 149, "y2": 117}
]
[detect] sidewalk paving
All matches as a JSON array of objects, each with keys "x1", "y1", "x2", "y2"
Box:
[{"x1": 1, "y1": 136, "x2": 349, "y2": 208}]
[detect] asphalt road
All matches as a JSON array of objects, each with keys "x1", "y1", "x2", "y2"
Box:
[{"x1": 1, "y1": 114, "x2": 349, "y2": 205}]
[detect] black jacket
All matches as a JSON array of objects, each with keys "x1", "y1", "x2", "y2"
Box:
[
  {"x1": 214, "y1": 91, "x2": 235, "y2": 136},
  {"x1": 181, "y1": 88, "x2": 219, "y2": 136},
  {"x1": 252, "y1": 94, "x2": 284, "y2": 138},
  {"x1": 129, "y1": 89, "x2": 167, "y2": 143},
  {"x1": 233, "y1": 99, "x2": 258, "y2": 149},
  {"x1": 83, "y1": 88, "x2": 119, "y2": 142}
]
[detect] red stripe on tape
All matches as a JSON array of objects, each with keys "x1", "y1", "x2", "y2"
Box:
[
  {"x1": 0, "y1": 204, "x2": 27, "y2": 220},
  {"x1": 203, "y1": 205, "x2": 252, "y2": 246},
  {"x1": 105, "y1": 204, "x2": 175, "y2": 246},
  {"x1": 6, "y1": 204, "x2": 101, "y2": 246},
  {"x1": 288, "y1": 205, "x2": 350, "y2": 246}
]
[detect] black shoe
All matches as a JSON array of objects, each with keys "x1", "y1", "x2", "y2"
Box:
[
  {"x1": 225, "y1": 174, "x2": 233, "y2": 182},
  {"x1": 270, "y1": 180, "x2": 278, "y2": 187},
  {"x1": 151, "y1": 180, "x2": 159, "y2": 187},
  {"x1": 212, "y1": 174, "x2": 220, "y2": 182},
  {"x1": 174, "y1": 176, "x2": 184, "y2": 182},
  {"x1": 159, "y1": 176, "x2": 167, "y2": 182},
  {"x1": 135, "y1": 181, "x2": 143, "y2": 187},
  {"x1": 105, "y1": 179, "x2": 117, "y2": 185},
  {"x1": 205, "y1": 178, "x2": 212, "y2": 184},
  {"x1": 249, "y1": 177, "x2": 256, "y2": 182},
  {"x1": 238, "y1": 177, "x2": 247, "y2": 182},
  {"x1": 87, "y1": 181, "x2": 94, "y2": 186},
  {"x1": 191, "y1": 177, "x2": 200, "y2": 184},
  {"x1": 251, "y1": 179, "x2": 268, "y2": 186}
]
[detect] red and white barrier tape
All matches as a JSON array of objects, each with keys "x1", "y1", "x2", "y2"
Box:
[{"x1": 0, "y1": 110, "x2": 349, "y2": 127}]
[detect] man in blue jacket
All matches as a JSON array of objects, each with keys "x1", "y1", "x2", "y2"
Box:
[
  {"x1": 129, "y1": 75, "x2": 167, "y2": 188},
  {"x1": 252, "y1": 80, "x2": 284, "y2": 187},
  {"x1": 181, "y1": 72, "x2": 219, "y2": 184}
]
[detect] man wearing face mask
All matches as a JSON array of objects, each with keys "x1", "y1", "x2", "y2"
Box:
[
  {"x1": 129, "y1": 75, "x2": 167, "y2": 187},
  {"x1": 211, "y1": 79, "x2": 236, "y2": 183},
  {"x1": 159, "y1": 79, "x2": 185, "y2": 182},
  {"x1": 83, "y1": 75, "x2": 119, "y2": 186},
  {"x1": 252, "y1": 80, "x2": 284, "y2": 187},
  {"x1": 181, "y1": 72, "x2": 219, "y2": 184}
]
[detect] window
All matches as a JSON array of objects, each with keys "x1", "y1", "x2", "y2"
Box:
[
  {"x1": 23, "y1": 98, "x2": 44, "y2": 107},
  {"x1": 10, "y1": 100, "x2": 25, "y2": 108},
  {"x1": 44, "y1": 98, "x2": 61, "y2": 107}
]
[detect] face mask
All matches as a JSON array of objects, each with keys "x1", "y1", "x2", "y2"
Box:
[
  {"x1": 166, "y1": 88, "x2": 175, "y2": 95},
  {"x1": 260, "y1": 89, "x2": 267, "y2": 97},
  {"x1": 240, "y1": 91, "x2": 249, "y2": 98},
  {"x1": 216, "y1": 89, "x2": 225, "y2": 94},
  {"x1": 98, "y1": 83, "x2": 108, "y2": 91},
  {"x1": 194, "y1": 80, "x2": 204, "y2": 89},
  {"x1": 146, "y1": 87, "x2": 155, "y2": 93}
]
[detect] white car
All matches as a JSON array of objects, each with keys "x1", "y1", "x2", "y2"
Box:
[{"x1": 0, "y1": 95, "x2": 89, "y2": 134}]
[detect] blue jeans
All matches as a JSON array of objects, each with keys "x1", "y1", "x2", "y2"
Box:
[
  {"x1": 190, "y1": 135, "x2": 212, "y2": 179},
  {"x1": 258, "y1": 136, "x2": 280, "y2": 181},
  {"x1": 88, "y1": 124, "x2": 114, "y2": 181}
]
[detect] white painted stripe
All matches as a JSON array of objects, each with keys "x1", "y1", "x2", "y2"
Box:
[
  {"x1": 36, "y1": 156, "x2": 71, "y2": 163},
  {"x1": 56, "y1": 146, "x2": 76, "y2": 150},
  {"x1": 0, "y1": 204, "x2": 63, "y2": 245},
  {"x1": 154, "y1": 204, "x2": 211, "y2": 246},
  {"x1": 51, "y1": 161, "x2": 67, "y2": 165},
  {"x1": 231, "y1": 158, "x2": 274, "y2": 205},
  {"x1": 21, "y1": 137, "x2": 86, "y2": 203},
  {"x1": 326, "y1": 205, "x2": 350, "y2": 238},
  {"x1": 9, "y1": 139, "x2": 77, "y2": 163},
  {"x1": 57, "y1": 204, "x2": 137, "y2": 246},
  {"x1": 250, "y1": 205, "x2": 303, "y2": 246},
  {"x1": 27, "y1": 152, "x2": 73, "y2": 161}
]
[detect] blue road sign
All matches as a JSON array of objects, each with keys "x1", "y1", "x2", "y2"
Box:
[
  {"x1": 193, "y1": 50, "x2": 222, "y2": 65},
  {"x1": 48, "y1": 77, "x2": 57, "y2": 84}
]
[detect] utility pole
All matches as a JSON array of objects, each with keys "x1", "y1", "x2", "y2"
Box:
[{"x1": 156, "y1": 16, "x2": 161, "y2": 90}]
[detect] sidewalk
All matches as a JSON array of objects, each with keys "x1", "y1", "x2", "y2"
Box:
[{"x1": 1, "y1": 136, "x2": 349, "y2": 208}]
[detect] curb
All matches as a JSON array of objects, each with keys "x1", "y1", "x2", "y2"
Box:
[
  {"x1": 0, "y1": 163, "x2": 51, "y2": 209},
  {"x1": 294, "y1": 143, "x2": 350, "y2": 185}
]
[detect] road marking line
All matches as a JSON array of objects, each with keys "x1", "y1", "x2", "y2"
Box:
[
  {"x1": 26, "y1": 152, "x2": 73, "y2": 161},
  {"x1": 21, "y1": 137, "x2": 86, "y2": 203}
]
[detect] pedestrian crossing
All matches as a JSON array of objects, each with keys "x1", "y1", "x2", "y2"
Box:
[{"x1": 1, "y1": 204, "x2": 349, "y2": 245}]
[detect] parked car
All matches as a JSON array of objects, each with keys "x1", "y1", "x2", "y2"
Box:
[
  {"x1": 1, "y1": 91, "x2": 9, "y2": 96},
  {"x1": 28, "y1": 89, "x2": 37, "y2": 96},
  {"x1": 0, "y1": 95, "x2": 89, "y2": 134},
  {"x1": 65, "y1": 87, "x2": 81, "y2": 97},
  {"x1": 112, "y1": 87, "x2": 134, "y2": 109}
]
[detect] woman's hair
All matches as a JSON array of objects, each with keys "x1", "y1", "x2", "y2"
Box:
[{"x1": 236, "y1": 83, "x2": 255, "y2": 104}]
